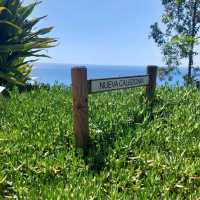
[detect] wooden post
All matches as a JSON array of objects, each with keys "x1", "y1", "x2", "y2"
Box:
[
  {"x1": 146, "y1": 65, "x2": 158, "y2": 103},
  {"x1": 71, "y1": 66, "x2": 89, "y2": 150}
]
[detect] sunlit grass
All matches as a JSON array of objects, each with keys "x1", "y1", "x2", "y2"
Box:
[{"x1": 1, "y1": 85, "x2": 200, "y2": 199}]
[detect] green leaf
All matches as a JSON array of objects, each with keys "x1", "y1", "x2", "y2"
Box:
[{"x1": 0, "y1": 20, "x2": 22, "y2": 32}]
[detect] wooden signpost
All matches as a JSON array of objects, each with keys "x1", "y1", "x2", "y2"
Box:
[
  {"x1": 88, "y1": 75, "x2": 149, "y2": 93},
  {"x1": 71, "y1": 65, "x2": 158, "y2": 150}
]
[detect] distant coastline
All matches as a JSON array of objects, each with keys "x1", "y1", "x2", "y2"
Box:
[{"x1": 31, "y1": 63, "x2": 188, "y2": 86}]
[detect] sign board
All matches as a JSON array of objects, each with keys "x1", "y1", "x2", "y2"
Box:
[
  {"x1": 88, "y1": 75, "x2": 149, "y2": 93},
  {"x1": 71, "y1": 65, "x2": 158, "y2": 150}
]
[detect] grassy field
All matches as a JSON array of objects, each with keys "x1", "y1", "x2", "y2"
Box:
[{"x1": 1, "y1": 85, "x2": 200, "y2": 199}]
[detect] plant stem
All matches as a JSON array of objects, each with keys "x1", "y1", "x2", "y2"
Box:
[{"x1": 188, "y1": 0, "x2": 198, "y2": 84}]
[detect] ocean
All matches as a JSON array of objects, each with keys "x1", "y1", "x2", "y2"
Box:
[{"x1": 31, "y1": 63, "x2": 188, "y2": 86}]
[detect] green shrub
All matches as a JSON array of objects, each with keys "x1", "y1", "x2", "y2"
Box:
[{"x1": 0, "y1": 0, "x2": 56, "y2": 87}]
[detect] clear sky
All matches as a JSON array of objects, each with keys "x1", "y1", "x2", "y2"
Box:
[{"x1": 29, "y1": 0, "x2": 163, "y2": 66}]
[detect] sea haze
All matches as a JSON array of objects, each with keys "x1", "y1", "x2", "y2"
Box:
[{"x1": 31, "y1": 63, "x2": 188, "y2": 86}]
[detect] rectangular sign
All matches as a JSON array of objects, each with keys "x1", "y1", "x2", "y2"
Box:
[{"x1": 88, "y1": 75, "x2": 149, "y2": 93}]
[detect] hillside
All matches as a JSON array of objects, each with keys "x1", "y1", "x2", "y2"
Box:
[{"x1": 1, "y1": 85, "x2": 200, "y2": 199}]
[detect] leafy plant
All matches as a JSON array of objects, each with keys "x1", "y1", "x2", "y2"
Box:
[
  {"x1": 0, "y1": 0, "x2": 56, "y2": 87},
  {"x1": 1, "y1": 86, "x2": 200, "y2": 198},
  {"x1": 150, "y1": 0, "x2": 200, "y2": 84}
]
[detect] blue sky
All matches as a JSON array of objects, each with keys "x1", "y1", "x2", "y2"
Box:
[{"x1": 29, "y1": 0, "x2": 163, "y2": 66}]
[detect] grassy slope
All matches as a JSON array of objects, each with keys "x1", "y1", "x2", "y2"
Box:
[{"x1": 0, "y1": 85, "x2": 200, "y2": 199}]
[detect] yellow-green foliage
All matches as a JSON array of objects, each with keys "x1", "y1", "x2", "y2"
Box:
[
  {"x1": 0, "y1": 0, "x2": 56, "y2": 86},
  {"x1": 1, "y1": 85, "x2": 200, "y2": 199}
]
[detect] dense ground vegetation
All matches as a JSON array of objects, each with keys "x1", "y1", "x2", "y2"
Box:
[{"x1": 1, "y1": 85, "x2": 200, "y2": 199}]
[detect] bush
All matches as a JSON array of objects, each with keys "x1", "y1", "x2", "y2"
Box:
[{"x1": 0, "y1": 0, "x2": 56, "y2": 87}]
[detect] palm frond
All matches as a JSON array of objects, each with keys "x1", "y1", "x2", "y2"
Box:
[{"x1": 0, "y1": 0, "x2": 57, "y2": 87}]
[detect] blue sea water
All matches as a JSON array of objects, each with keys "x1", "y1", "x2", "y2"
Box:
[{"x1": 31, "y1": 63, "x2": 188, "y2": 86}]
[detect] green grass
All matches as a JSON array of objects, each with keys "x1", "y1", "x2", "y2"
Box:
[{"x1": 1, "y1": 85, "x2": 200, "y2": 199}]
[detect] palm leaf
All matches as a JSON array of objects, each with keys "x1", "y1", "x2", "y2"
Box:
[
  {"x1": 0, "y1": 0, "x2": 57, "y2": 87},
  {"x1": 0, "y1": 20, "x2": 22, "y2": 32}
]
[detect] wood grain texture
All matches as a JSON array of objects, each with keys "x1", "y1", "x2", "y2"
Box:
[
  {"x1": 71, "y1": 67, "x2": 89, "y2": 150},
  {"x1": 146, "y1": 65, "x2": 158, "y2": 102}
]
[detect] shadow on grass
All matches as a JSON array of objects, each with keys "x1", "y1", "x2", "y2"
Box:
[
  {"x1": 81, "y1": 96, "x2": 163, "y2": 173},
  {"x1": 83, "y1": 110, "x2": 151, "y2": 173},
  {"x1": 0, "y1": 181, "x2": 16, "y2": 199}
]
